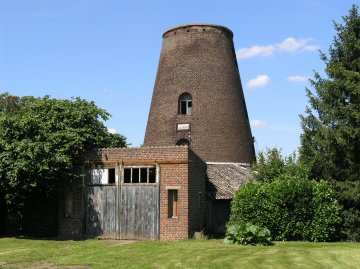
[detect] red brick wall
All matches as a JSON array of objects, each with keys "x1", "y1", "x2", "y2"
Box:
[
  {"x1": 188, "y1": 149, "x2": 206, "y2": 236},
  {"x1": 143, "y1": 24, "x2": 255, "y2": 164},
  {"x1": 82, "y1": 146, "x2": 189, "y2": 164},
  {"x1": 159, "y1": 163, "x2": 189, "y2": 240},
  {"x1": 158, "y1": 148, "x2": 207, "y2": 240}
]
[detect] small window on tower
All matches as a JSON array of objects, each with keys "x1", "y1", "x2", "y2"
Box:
[{"x1": 179, "y1": 93, "x2": 192, "y2": 115}]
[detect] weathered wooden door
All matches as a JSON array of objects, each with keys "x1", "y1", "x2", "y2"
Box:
[
  {"x1": 85, "y1": 185, "x2": 119, "y2": 239},
  {"x1": 119, "y1": 184, "x2": 159, "y2": 240},
  {"x1": 85, "y1": 184, "x2": 159, "y2": 240}
]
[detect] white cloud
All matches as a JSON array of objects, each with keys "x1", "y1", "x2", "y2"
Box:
[
  {"x1": 287, "y1": 75, "x2": 309, "y2": 82},
  {"x1": 236, "y1": 45, "x2": 274, "y2": 59},
  {"x1": 277, "y1": 37, "x2": 308, "y2": 51},
  {"x1": 250, "y1": 120, "x2": 267, "y2": 128},
  {"x1": 246, "y1": 75, "x2": 270, "y2": 89},
  {"x1": 108, "y1": 128, "x2": 117, "y2": 134},
  {"x1": 236, "y1": 37, "x2": 319, "y2": 59}
]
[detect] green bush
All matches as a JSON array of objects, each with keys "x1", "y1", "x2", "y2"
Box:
[
  {"x1": 340, "y1": 208, "x2": 360, "y2": 241},
  {"x1": 224, "y1": 223, "x2": 273, "y2": 246},
  {"x1": 229, "y1": 179, "x2": 340, "y2": 241}
]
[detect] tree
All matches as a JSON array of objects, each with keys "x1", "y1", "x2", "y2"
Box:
[
  {"x1": 252, "y1": 148, "x2": 309, "y2": 183},
  {"x1": 300, "y1": 5, "x2": 360, "y2": 240},
  {"x1": 0, "y1": 93, "x2": 127, "y2": 221}
]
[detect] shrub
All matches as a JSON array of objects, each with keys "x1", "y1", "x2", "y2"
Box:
[
  {"x1": 340, "y1": 208, "x2": 360, "y2": 241},
  {"x1": 224, "y1": 223, "x2": 273, "y2": 246},
  {"x1": 229, "y1": 179, "x2": 340, "y2": 241}
]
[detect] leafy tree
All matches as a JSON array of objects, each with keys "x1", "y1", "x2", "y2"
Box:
[
  {"x1": 252, "y1": 148, "x2": 309, "y2": 183},
  {"x1": 299, "y1": 5, "x2": 360, "y2": 240},
  {"x1": 0, "y1": 93, "x2": 127, "y2": 217}
]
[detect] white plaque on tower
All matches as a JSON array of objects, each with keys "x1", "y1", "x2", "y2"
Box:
[{"x1": 177, "y1": 123, "x2": 190, "y2": 131}]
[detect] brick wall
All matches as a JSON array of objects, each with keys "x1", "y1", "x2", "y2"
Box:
[
  {"x1": 58, "y1": 181, "x2": 84, "y2": 239},
  {"x1": 159, "y1": 163, "x2": 189, "y2": 240},
  {"x1": 144, "y1": 24, "x2": 255, "y2": 164},
  {"x1": 188, "y1": 149, "x2": 206, "y2": 236},
  {"x1": 82, "y1": 146, "x2": 189, "y2": 164}
]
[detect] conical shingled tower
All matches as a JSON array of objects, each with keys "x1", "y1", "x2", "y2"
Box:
[{"x1": 144, "y1": 24, "x2": 255, "y2": 164}]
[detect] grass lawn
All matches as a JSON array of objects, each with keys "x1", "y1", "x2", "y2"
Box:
[{"x1": 0, "y1": 238, "x2": 359, "y2": 269}]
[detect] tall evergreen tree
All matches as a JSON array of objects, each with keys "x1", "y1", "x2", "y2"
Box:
[{"x1": 300, "y1": 5, "x2": 360, "y2": 240}]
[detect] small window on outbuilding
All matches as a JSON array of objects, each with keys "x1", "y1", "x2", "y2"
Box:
[
  {"x1": 132, "y1": 168, "x2": 140, "y2": 183},
  {"x1": 123, "y1": 167, "x2": 157, "y2": 184},
  {"x1": 140, "y1": 168, "x2": 147, "y2": 183},
  {"x1": 108, "y1": 168, "x2": 116, "y2": 184},
  {"x1": 168, "y1": 189, "x2": 178, "y2": 218},
  {"x1": 85, "y1": 167, "x2": 116, "y2": 185},
  {"x1": 179, "y1": 93, "x2": 192, "y2": 115},
  {"x1": 124, "y1": 168, "x2": 131, "y2": 183},
  {"x1": 149, "y1": 168, "x2": 156, "y2": 183}
]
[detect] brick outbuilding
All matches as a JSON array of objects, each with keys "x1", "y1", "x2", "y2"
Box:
[{"x1": 58, "y1": 146, "x2": 206, "y2": 240}]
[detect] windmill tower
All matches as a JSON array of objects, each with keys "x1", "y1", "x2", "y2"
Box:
[{"x1": 144, "y1": 24, "x2": 255, "y2": 164}]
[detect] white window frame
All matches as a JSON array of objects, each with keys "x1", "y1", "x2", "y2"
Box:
[
  {"x1": 122, "y1": 166, "x2": 157, "y2": 184},
  {"x1": 85, "y1": 166, "x2": 118, "y2": 185},
  {"x1": 179, "y1": 93, "x2": 192, "y2": 115}
]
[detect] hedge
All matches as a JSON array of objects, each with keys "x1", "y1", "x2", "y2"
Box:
[{"x1": 229, "y1": 179, "x2": 340, "y2": 241}]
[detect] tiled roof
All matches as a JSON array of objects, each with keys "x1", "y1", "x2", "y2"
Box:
[{"x1": 206, "y1": 162, "x2": 252, "y2": 200}]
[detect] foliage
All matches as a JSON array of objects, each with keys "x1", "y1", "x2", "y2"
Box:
[
  {"x1": 299, "y1": 5, "x2": 360, "y2": 240},
  {"x1": 229, "y1": 179, "x2": 340, "y2": 242},
  {"x1": 340, "y1": 208, "x2": 360, "y2": 242},
  {"x1": 0, "y1": 93, "x2": 127, "y2": 212},
  {"x1": 252, "y1": 148, "x2": 310, "y2": 183},
  {"x1": 224, "y1": 223, "x2": 272, "y2": 246}
]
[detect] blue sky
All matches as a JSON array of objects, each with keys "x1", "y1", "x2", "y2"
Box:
[{"x1": 0, "y1": 0, "x2": 356, "y2": 156}]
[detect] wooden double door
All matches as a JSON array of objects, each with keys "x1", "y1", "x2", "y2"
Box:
[{"x1": 85, "y1": 184, "x2": 159, "y2": 240}]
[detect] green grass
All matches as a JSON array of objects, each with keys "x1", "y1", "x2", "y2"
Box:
[{"x1": 0, "y1": 238, "x2": 359, "y2": 269}]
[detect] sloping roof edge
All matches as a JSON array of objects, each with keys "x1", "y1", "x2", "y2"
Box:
[{"x1": 206, "y1": 162, "x2": 252, "y2": 200}]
